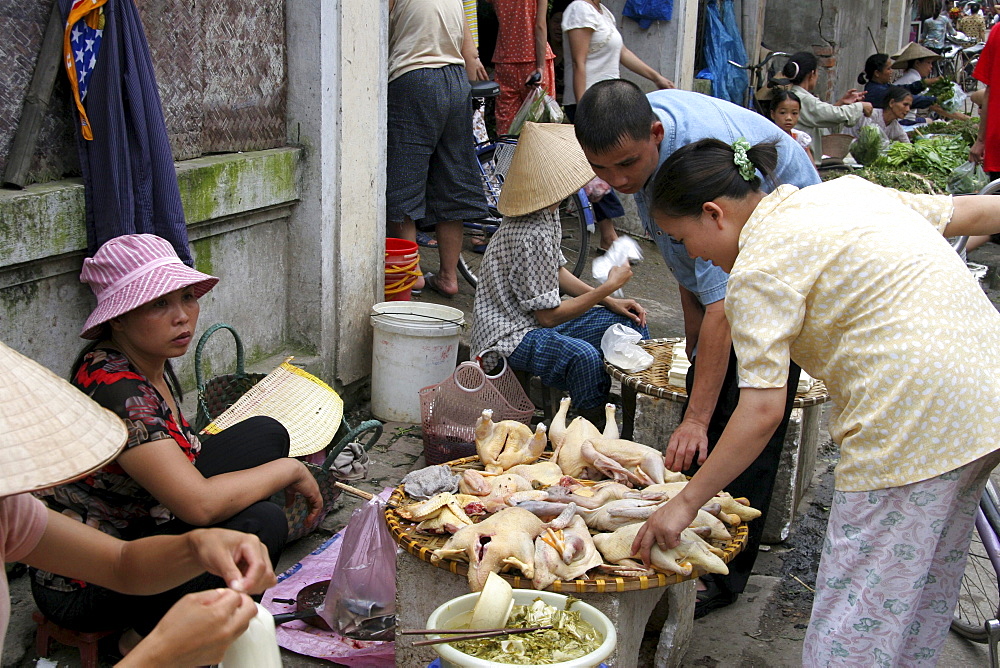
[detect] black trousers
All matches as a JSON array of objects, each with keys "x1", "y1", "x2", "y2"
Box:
[
  {"x1": 31, "y1": 416, "x2": 290, "y2": 635},
  {"x1": 682, "y1": 348, "x2": 801, "y2": 596}
]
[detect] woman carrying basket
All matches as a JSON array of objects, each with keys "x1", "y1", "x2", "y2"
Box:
[
  {"x1": 632, "y1": 138, "x2": 1000, "y2": 665},
  {"x1": 30, "y1": 234, "x2": 322, "y2": 655}
]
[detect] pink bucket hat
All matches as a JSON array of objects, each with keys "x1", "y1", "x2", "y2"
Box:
[{"x1": 79, "y1": 234, "x2": 218, "y2": 339}]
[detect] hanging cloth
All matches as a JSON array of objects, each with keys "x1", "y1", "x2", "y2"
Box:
[
  {"x1": 60, "y1": 0, "x2": 193, "y2": 265},
  {"x1": 622, "y1": 0, "x2": 673, "y2": 29},
  {"x1": 703, "y1": 0, "x2": 749, "y2": 105}
]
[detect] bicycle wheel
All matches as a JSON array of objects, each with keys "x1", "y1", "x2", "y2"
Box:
[
  {"x1": 952, "y1": 480, "x2": 1000, "y2": 642},
  {"x1": 559, "y1": 190, "x2": 592, "y2": 278},
  {"x1": 456, "y1": 190, "x2": 593, "y2": 289}
]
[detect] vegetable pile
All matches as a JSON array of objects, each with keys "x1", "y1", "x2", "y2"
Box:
[
  {"x1": 451, "y1": 597, "x2": 603, "y2": 664},
  {"x1": 849, "y1": 125, "x2": 886, "y2": 165}
]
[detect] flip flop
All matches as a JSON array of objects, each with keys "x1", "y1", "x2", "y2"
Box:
[
  {"x1": 423, "y1": 272, "x2": 456, "y2": 299},
  {"x1": 416, "y1": 231, "x2": 439, "y2": 248},
  {"x1": 469, "y1": 236, "x2": 489, "y2": 254}
]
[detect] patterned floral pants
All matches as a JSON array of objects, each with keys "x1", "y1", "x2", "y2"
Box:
[{"x1": 803, "y1": 450, "x2": 1000, "y2": 667}]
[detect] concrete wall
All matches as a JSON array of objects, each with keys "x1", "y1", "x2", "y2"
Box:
[
  {"x1": 603, "y1": 0, "x2": 700, "y2": 91},
  {"x1": 0, "y1": 149, "x2": 301, "y2": 389},
  {"x1": 0, "y1": 1, "x2": 387, "y2": 402},
  {"x1": 763, "y1": 0, "x2": 913, "y2": 106}
]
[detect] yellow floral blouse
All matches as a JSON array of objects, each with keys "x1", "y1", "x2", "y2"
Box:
[{"x1": 726, "y1": 176, "x2": 1000, "y2": 492}]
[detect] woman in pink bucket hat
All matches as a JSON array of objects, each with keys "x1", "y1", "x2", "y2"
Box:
[{"x1": 30, "y1": 234, "x2": 322, "y2": 653}]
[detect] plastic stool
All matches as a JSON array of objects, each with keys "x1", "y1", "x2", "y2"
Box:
[{"x1": 32, "y1": 612, "x2": 116, "y2": 668}]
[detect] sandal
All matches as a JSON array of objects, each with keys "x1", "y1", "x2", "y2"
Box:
[
  {"x1": 694, "y1": 576, "x2": 738, "y2": 619},
  {"x1": 469, "y1": 236, "x2": 488, "y2": 254},
  {"x1": 416, "y1": 231, "x2": 439, "y2": 248},
  {"x1": 423, "y1": 272, "x2": 456, "y2": 298}
]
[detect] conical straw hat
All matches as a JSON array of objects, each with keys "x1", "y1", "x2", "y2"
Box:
[
  {"x1": 891, "y1": 42, "x2": 941, "y2": 68},
  {"x1": 497, "y1": 122, "x2": 596, "y2": 217},
  {"x1": 0, "y1": 341, "x2": 127, "y2": 497}
]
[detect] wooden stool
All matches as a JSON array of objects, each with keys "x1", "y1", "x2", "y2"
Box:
[{"x1": 33, "y1": 612, "x2": 117, "y2": 668}]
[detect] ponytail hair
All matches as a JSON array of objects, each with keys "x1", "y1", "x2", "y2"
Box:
[
  {"x1": 771, "y1": 52, "x2": 818, "y2": 87},
  {"x1": 650, "y1": 139, "x2": 778, "y2": 219},
  {"x1": 858, "y1": 53, "x2": 890, "y2": 85}
]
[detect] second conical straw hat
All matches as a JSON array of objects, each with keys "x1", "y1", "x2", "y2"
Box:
[
  {"x1": 497, "y1": 122, "x2": 596, "y2": 217},
  {"x1": 0, "y1": 341, "x2": 127, "y2": 497},
  {"x1": 891, "y1": 42, "x2": 941, "y2": 68}
]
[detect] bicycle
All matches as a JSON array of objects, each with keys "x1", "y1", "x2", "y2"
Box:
[
  {"x1": 728, "y1": 42, "x2": 791, "y2": 116},
  {"x1": 454, "y1": 80, "x2": 594, "y2": 289},
  {"x1": 949, "y1": 178, "x2": 1000, "y2": 668},
  {"x1": 939, "y1": 33, "x2": 984, "y2": 95}
]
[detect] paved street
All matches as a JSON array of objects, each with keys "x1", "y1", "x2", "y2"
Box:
[{"x1": 5, "y1": 232, "x2": 1000, "y2": 666}]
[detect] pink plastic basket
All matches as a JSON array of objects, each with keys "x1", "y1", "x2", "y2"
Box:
[{"x1": 419, "y1": 357, "x2": 535, "y2": 465}]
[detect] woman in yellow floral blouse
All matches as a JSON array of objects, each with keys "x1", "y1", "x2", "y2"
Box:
[{"x1": 633, "y1": 138, "x2": 1000, "y2": 666}]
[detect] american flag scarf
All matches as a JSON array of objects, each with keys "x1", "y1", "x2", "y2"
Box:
[{"x1": 63, "y1": 0, "x2": 108, "y2": 140}]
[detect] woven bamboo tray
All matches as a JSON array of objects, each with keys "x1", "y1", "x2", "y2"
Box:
[
  {"x1": 605, "y1": 338, "x2": 830, "y2": 408},
  {"x1": 385, "y1": 455, "x2": 749, "y2": 593}
]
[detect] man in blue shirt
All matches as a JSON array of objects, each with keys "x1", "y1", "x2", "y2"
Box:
[{"x1": 573, "y1": 79, "x2": 819, "y2": 617}]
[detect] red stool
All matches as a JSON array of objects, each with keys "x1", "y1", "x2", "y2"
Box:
[{"x1": 32, "y1": 612, "x2": 116, "y2": 668}]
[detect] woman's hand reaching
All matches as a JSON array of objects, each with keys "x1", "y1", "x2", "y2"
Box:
[
  {"x1": 630, "y1": 495, "x2": 700, "y2": 566},
  {"x1": 187, "y1": 528, "x2": 277, "y2": 594},
  {"x1": 285, "y1": 462, "x2": 324, "y2": 524}
]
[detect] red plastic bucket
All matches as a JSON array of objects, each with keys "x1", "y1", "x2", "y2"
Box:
[{"x1": 385, "y1": 238, "x2": 420, "y2": 301}]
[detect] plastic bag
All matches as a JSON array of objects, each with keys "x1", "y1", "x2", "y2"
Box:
[
  {"x1": 947, "y1": 160, "x2": 989, "y2": 194},
  {"x1": 623, "y1": 0, "x2": 673, "y2": 29},
  {"x1": 703, "y1": 0, "x2": 749, "y2": 105},
  {"x1": 601, "y1": 323, "x2": 653, "y2": 373},
  {"x1": 508, "y1": 87, "x2": 564, "y2": 135},
  {"x1": 583, "y1": 176, "x2": 612, "y2": 202},
  {"x1": 592, "y1": 235, "x2": 643, "y2": 283},
  {"x1": 940, "y1": 83, "x2": 968, "y2": 113},
  {"x1": 318, "y1": 497, "x2": 396, "y2": 640}
]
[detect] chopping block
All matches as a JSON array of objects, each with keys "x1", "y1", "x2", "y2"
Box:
[{"x1": 394, "y1": 550, "x2": 696, "y2": 667}]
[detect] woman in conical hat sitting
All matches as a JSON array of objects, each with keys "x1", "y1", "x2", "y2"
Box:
[
  {"x1": 468, "y1": 122, "x2": 648, "y2": 425},
  {"x1": 0, "y1": 341, "x2": 276, "y2": 665}
]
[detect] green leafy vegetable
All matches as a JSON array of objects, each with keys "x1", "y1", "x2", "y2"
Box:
[
  {"x1": 872, "y1": 134, "x2": 970, "y2": 188},
  {"x1": 927, "y1": 76, "x2": 955, "y2": 103},
  {"x1": 914, "y1": 118, "x2": 980, "y2": 146},
  {"x1": 451, "y1": 598, "x2": 603, "y2": 664},
  {"x1": 850, "y1": 125, "x2": 886, "y2": 165}
]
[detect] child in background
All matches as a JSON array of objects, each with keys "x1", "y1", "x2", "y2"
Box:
[{"x1": 769, "y1": 89, "x2": 814, "y2": 164}]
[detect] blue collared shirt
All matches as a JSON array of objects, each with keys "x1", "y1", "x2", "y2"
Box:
[{"x1": 634, "y1": 90, "x2": 821, "y2": 306}]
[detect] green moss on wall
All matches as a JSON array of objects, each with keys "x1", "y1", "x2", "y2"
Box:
[{"x1": 192, "y1": 237, "x2": 214, "y2": 276}]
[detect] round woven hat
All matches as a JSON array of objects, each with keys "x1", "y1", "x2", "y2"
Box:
[
  {"x1": 0, "y1": 341, "x2": 127, "y2": 497},
  {"x1": 497, "y1": 122, "x2": 596, "y2": 217},
  {"x1": 891, "y1": 42, "x2": 941, "y2": 68}
]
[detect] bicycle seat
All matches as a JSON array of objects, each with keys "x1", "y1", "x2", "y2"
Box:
[{"x1": 470, "y1": 80, "x2": 500, "y2": 99}]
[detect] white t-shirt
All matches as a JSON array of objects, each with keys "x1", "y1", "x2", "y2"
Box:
[{"x1": 561, "y1": 1, "x2": 623, "y2": 105}]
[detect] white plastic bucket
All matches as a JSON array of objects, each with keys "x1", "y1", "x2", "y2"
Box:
[
  {"x1": 370, "y1": 301, "x2": 464, "y2": 423},
  {"x1": 425, "y1": 590, "x2": 616, "y2": 668}
]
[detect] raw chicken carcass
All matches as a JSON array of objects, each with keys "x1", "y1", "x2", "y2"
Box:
[
  {"x1": 431, "y1": 506, "x2": 572, "y2": 591},
  {"x1": 515, "y1": 497, "x2": 660, "y2": 532},
  {"x1": 593, "y1": 523, "x2": 729, "y2": 577},
  {"x1": 396, "y1": 492, "x2": 484, "y2": 534},
  {"x1": 458, "y1": 470, "x2": 533, "y2": 513},
  {"x1": 544, "y1": 481, "x2": 632, "y2": 509},
  {"x1": 475, "y1": 410, "x2": 547, "y2": 473},
  {"x1": 580, "y1": 437, "x2": 668, "y2": 486},
  {"x1": 549, "y1": 399, "x2": 618, "y2": 478},
  {"x1": 532, "y1": 515, "x2": 604, "y2": 589},
  {"x1": 506, "y1": 461, "x2": 565, "y2": 488}
]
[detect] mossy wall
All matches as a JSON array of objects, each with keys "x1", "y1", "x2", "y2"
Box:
[{"x1": 0, "y1": 148, "x2": 301, "y2": 385}]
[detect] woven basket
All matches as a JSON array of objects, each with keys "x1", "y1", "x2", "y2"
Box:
[
  {"x1": 419, "y1": 357, "x2": 534, "y2": 465},
  {"x1": 604, "y1": 338, "x2": 830, "y2": 408},
  {"x1": 276, "y1": 419, "x2": 383, "y2": 542},
  {"x1": 385, "y1": 455, "x2": 749, "y2": 592},
  {"x1": 194, "y1": 324, "x2": 267, "y2": 432}
]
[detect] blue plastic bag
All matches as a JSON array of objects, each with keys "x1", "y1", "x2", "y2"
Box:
[
  {"x1": 703, "y1": 0, "x2": 749, "y2": 105},
  {"x1": 623, "y1": 0, "x2": 673, "y2": 29}
]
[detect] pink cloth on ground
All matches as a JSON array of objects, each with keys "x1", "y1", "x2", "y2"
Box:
[
  {"x1": 1, "y1": 495, "x2": 48, "y2": 661},
  {"x1": 262, "y1": 488, "x2": 396, "y2": 667}
]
